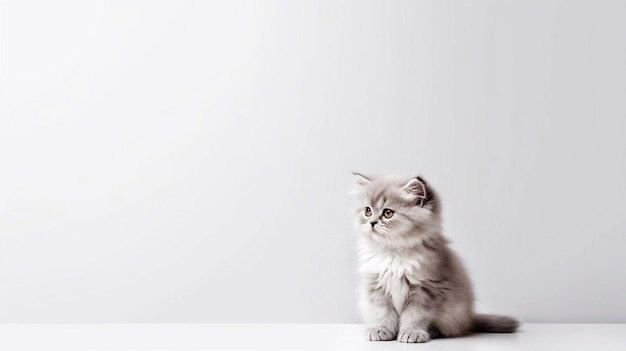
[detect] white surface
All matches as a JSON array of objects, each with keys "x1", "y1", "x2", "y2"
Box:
[
  {"x1": 1, "y1": 0, "x2": 626, "y2": 323},
  {"x1": 0, "y1": 324, "x2": 625, "y2": 351}
]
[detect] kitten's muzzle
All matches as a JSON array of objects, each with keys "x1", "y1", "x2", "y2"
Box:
[{"x1": 370, "y1": 220, "x2": 378, "y2": 228}]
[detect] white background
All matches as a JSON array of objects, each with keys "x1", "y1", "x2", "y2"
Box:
[{"x1": 1, "y1": 0, "x2": 625, "y2": 323}]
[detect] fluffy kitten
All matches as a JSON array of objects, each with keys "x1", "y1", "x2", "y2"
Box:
[{"x1": 352, "y1": 173, "x2": 519, "y2": 343}]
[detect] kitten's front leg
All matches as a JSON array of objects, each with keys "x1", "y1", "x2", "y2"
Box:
[
  {"x1": 398, "y1": 297, "x2": 434, "y2": 343},
  {"x1": 362, "y1": 284, "x2": 398, "y2": 341},
  {"x1": 365, "y1": 303, "x2": 398, "y2": 341}
]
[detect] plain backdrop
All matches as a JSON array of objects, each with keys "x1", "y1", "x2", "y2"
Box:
[{"x1": 1, "y1": 0, "x2": 625, "y2": 323}]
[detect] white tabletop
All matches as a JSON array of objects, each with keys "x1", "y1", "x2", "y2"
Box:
[{"x1": 0, "y1": 323, "x2": 624, "y2": 350}]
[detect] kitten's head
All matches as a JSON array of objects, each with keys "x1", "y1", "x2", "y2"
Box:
[{"x1": 352, "y1": 173, "x2": 441, "y2": 248}]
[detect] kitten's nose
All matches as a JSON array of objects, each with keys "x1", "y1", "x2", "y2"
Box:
[{"x1": 370, "y1": 221, "x2": 378, "y2": 227}]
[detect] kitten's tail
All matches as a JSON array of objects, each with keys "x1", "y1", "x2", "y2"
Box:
[{"x1": 471, "y1": 314, "x2": 519, "y2": 333}]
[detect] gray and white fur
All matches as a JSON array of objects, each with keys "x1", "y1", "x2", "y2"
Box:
[{"x1": 352, "y1": 173, "x2": 519, "y2": 343}]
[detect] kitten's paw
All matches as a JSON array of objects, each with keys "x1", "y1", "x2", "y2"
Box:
[
  {"x1": 365, "y1": 327, "x2": 395, "y2": 341},
  {"x1": 398, "y1": 329, "x2": 430, "y2": 343}
]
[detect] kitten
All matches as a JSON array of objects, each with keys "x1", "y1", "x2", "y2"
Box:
[{"x1": 352, "y1": 173, "x2": 519, "y2": 343}]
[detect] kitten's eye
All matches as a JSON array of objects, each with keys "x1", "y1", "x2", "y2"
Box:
[
  {"x1": 364, "y1": 207, "x2": 372, "y2": 217},
  {"x1": 383, "y1": 209, "x2": 394, "y2": 218}
]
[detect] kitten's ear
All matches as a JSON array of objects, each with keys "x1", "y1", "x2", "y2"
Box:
[
  {"x1": 403, "y1": 177, "x2": 427, "y2": 207},
  {"x1": 351, "y1": 172, "x2": 371, "y2": 193}
]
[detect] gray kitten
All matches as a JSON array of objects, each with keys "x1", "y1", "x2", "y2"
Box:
[{"x1": 352, "y1": 173, "x2": 519, "y2": 343}]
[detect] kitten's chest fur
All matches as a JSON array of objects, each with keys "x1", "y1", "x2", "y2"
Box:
[{"x1": 362, "y1": 249, "x2": 424, "y2": 313}]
